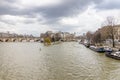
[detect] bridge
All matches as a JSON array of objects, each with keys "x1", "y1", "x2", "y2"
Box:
[{"x1": 0, "y1": 37, "x2": 41, "y2": 42}]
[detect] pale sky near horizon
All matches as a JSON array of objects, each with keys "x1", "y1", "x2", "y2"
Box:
[{"x1": 0, "y1": 0, "x2": 120, "y2": 36}]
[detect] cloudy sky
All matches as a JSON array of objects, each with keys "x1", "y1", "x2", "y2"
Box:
[{"x1": 0, "y1": 0, "x2": 120, "y2": 36}]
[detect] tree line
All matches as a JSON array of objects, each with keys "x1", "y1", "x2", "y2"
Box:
[{"x1": 86, "y1": 16, "x2": 119, "y2": 47}]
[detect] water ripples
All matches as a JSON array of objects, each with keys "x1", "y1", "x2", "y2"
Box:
[{"x1": 0, "y1": 42, "x2": 120, "y2": 80}]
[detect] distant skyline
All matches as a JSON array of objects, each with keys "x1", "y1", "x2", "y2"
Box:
[{"x1": 0, "y1": 0, "x2": 120, "y2": 36}]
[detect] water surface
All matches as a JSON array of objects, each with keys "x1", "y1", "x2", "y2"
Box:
[{"x1": 0, "y1": 42, "x2": 119, "y2": 80}]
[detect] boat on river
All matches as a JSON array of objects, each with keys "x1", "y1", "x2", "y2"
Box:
[
  {"x1": 96, "y1": 47, "x2": 106, "y2": 53},
  {"x1": 89, "y1": 45, "x2": 97, "y2": 51},
  {"x1": 105, "y1": 51, "x2": 120, "y2": 60},
  {"x1": 104, "y1": 47, "x2": 113, "y2": 53},
  {"x1": 89, "y1": 45, "x2": 113, "y2": 53},
  {"x1": 84, "y1": 43, "x2": 90, "y2": 48}
]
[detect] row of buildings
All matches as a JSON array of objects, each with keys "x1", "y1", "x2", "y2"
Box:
[
  {"x1": 40, "y1": 31, "x2": 76, "y2": 42},
  {"x1": 84, "y1": 25, "x2": 120, "y2": 47},
  {"x1": 0, "y1": 32, "x2": 34, "y2": 38},
  {"x1": 0, "y1": 31, "x2": 76, "y2": 42},
  {"x1": 96, "y1": 25, "x2": 120, "y2": 42}
]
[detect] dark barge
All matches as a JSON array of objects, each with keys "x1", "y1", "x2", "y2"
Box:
[{"x1": 105, "y1": 51, "x2": 120, "y2": 60}]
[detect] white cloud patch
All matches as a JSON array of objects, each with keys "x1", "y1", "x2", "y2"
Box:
[
  {"x1": 59, "y1": 4, "x2": 120, "y2": 35},
  {"x1": 96, "y1": 0, "x2": 120, "y2": 9},
  {"x1": 0, "y1": 21, "x2": 15, "y2": 32},
  {"x1": 0, "y1": 15, "x2": 26, "y2": 24},
  {"x1": 13, "y1": 23, "x2": 54, "y2": 36},
  {"x1": 0, "y1": 15, "x2": 54, "y2": 36}
]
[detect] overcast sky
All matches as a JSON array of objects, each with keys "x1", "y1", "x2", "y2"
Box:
[{"x1": 0, "y1": 0, "x2": 120, "y2": 36}]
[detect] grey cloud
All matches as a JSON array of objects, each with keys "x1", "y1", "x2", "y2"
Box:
[
  {"x1": 0, "y1": 6, "x2": 16, "y2": 15},
  {"x1": 4, "y1": 0, "x2": 16, "y2": 2},
  {"x1": 33, "y1": 0, "x2": 102, "y2": 23},
  {"x1": 0, "y1": 5, "x2": 33, "y2": 16},
  {"x1": 0, "y1": 0, "x2": 103, "y2": 22},
  {"x1": 95, "y1": 0, "x2": 120, "y2": 10},
  {"x1": 23, "y1": 19, "x2": 37, "y2": 24}
]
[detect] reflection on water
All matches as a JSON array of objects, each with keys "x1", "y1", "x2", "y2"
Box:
[{"x1": 0, "y1": 42, "x2": 120, "y2": 80}]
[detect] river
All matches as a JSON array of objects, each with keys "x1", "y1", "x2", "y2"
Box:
[{"x1": 0, "y1": 42, "x2": 120, "y2": 80}]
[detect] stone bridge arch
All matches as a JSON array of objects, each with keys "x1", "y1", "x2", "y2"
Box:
[
  {"x1": 4, "y1": 39, "x2": 10, "y2": 42},
  {"x1": 0, "y1": 39, "x2": 3, "y2": 42},
  {"x1": 19, "y1": 39, "x2": 24, "y2": 42},
  {"x1": 35, "y1": 39, "x2": 40, "y2": 42},
  {"x1": 12, "y1": 39, "x2": 17, "y2": 42},
  {"x1": 28, "y1": 39, "x2": 35, "y2": 42}
]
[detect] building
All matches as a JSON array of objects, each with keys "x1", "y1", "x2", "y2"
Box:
[
  {"x1": 100, "y1": 25, "x2": 120, "y2": 41},
  {"x1": 0, "y1": 32, "x2": 34, "y2": 38},
  {"x1": 0, "y1": 32, "x2": 12, "y2": 38},
  {"x1": 40, "y1": 31, "x2": 76, "y2": 42}
]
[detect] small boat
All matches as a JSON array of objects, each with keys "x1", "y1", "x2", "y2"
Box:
[
  {"x1": 105, "y1": 51, "x2": 120, "y2": 60},
  {"x1": 96, "y1": 47, "x2": 105, "y2": 53},
  {"x1": 89, "y1": 45, "x2": 97, "y2": 51},
  {"x1": 89, "y1": 46, "x2": 105, "y2": 53},
  {"x1": 84, "y1": 43, "x2": 90, "y2": 48},
  {"x1": 89, "y1": 45, "x2": 113, "y2": 53},
  {"x1": 104, "y1": 47, "x2": 113, "y2": 53}
]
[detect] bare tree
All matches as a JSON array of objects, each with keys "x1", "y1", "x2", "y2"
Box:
[
  {"x1": 92, "y1": 31, "x2": 101, "y2": 44},
  {"x1": 86, "y1": 31, "x2": 93, "y2": 43},
  {"x1": 104, "y1": 16, "x2": 117, "y2": 47}
]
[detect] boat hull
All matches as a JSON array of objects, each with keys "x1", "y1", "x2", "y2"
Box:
[{"x1": 105, "y1": 52, "x2": 120, "y2": 60}]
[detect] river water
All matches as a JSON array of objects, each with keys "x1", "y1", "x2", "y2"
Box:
[{"x1": 0, "y1": 42, "x2": 120, "y2": 80}]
